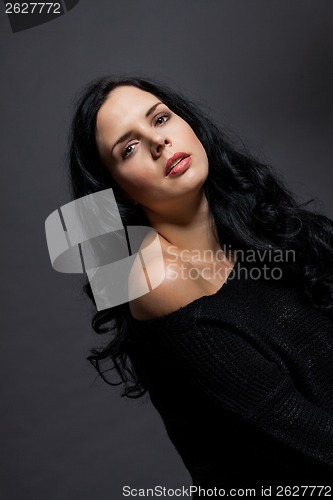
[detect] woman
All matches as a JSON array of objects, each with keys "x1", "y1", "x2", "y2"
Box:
[{"x1": 68, "y1": 75, "x2": 333, "y2": 494}]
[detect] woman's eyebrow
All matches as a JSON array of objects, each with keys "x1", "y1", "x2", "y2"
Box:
[
  {"x1": 146, "y1": 101, "x2": 163, "y2": 118},
  {"x1": 111, "y1": 101, "x2": 163, "y2": 153}
]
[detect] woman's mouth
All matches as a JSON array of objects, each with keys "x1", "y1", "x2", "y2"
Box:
[{"x1": 165, "y1": 152, "x2": 191, "y2": 176}]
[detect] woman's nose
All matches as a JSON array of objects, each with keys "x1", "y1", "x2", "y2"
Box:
[{"x1": 150, "y1": 134, "x2": 172, "y2": 157}]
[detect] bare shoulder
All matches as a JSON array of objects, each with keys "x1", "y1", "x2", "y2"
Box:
[
  {"x1": 128, "y1": 240, "x2": 202, "y2": 321},
  {"x1": 128, "y1": 234, "x2": 236, "y2": 321}
]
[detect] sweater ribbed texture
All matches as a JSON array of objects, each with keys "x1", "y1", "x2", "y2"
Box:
[{"x1": 127, "y1": 260, "x2": 333, "y2": 490}]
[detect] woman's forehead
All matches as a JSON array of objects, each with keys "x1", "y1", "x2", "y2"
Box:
[
  {"x1": 95, "y1": 86, "x2": 163, "y2": 151},
  {"x1": 100, "y1": 86, "x2": 160, "y2": 119},
  {"x1": 96, "y1": 86, "x2": 162, "y2": 137}
]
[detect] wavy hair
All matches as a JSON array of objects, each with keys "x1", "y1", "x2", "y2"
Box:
[{"x1": 68, "y1": 75, "x2": 333, "y2": 398}]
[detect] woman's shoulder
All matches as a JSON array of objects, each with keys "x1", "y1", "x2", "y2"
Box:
[
  {"x1": 128, "y1": 252, "x2": 205, "y2": 321},
  {"x1": 128, "y1": 237, "x2": 236, "y2": 322}
]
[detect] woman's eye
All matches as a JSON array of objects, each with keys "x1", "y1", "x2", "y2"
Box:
[
  {"x1": 122, "y1": 143, "x2": 136, "y2": 159},
  {"x1": 120, "y1": 113, "x2": 170, "y2": 160},
  {"x1": 154, "y1": 112, "x2": 170, "y2": 126}
]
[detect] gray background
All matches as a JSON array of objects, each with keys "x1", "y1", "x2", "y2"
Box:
[{"x1": 1, "y1": 1, "x2": 332, "y2": 499}]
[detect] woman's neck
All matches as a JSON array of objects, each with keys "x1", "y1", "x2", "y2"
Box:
[{"x1": 143, "y1": 192, "x2": 221, "y2": 257}]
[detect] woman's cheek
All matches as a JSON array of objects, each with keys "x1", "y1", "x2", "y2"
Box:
[{"x1": 121, "y1": 170, "x2": 149, "y2": 191}]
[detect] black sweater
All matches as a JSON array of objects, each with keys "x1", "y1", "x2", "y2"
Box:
[{"x1": 127, "y1": 259, "x2": 333, "y2": 492}]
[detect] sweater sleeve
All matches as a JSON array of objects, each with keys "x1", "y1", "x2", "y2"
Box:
[{"x1": 159, "y1": 318, "x2": 333, "y2": 468}]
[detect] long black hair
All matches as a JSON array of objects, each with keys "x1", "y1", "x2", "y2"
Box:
[{"x1": 68, "y1": 74, "x2": 333, "y2": 398}]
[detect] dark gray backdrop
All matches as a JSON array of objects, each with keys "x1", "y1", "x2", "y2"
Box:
[{"x1": 1, "y1": 1, "x2": 332, "y2": 499}]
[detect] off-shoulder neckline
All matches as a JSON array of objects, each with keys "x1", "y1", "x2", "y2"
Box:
[{"x1": 128, "y1": 258, "x2": 242, "y2": 326}]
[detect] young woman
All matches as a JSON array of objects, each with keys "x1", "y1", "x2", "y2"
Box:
[{"x1": 68, "y1": 75, "x2": 333, "y2": 495}]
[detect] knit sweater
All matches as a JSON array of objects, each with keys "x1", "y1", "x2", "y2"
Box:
[{"x1": 127, "y1": 259, "x2": 333, "y2": 492}]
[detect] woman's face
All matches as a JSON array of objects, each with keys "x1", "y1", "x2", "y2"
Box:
[{"x1": 95, "y1": 85, "x2": 209, "y2": 213}]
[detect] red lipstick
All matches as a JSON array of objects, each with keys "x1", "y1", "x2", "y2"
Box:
[{"x1": 165, "y1": 152, "x2": 190, "y2": 176}]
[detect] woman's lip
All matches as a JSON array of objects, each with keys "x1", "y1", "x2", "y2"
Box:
[
  {"x1": 166, "y1": 156, "x2": 192, "y2": 176},
  {"x1": 165, "y1": 152, "x2": 189, "y2": 175}
]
